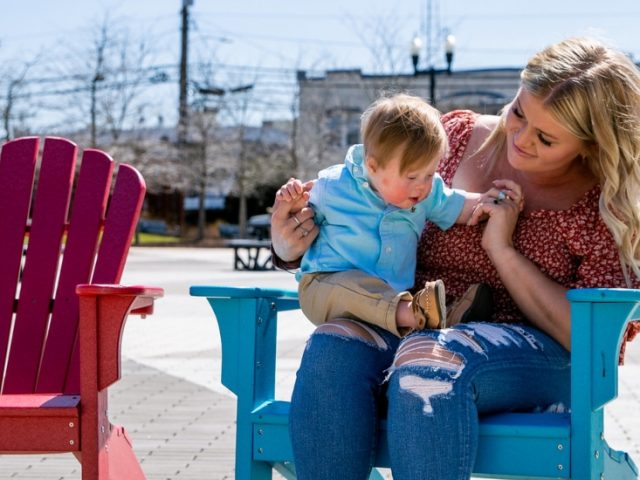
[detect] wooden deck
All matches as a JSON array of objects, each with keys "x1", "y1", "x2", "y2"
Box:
[{"x1": 0, "y1": 247, "x2": 637, "y2": 479}]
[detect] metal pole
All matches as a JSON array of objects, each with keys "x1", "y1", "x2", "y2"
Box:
[
  {"x1": 429, "y1": 66, "x2": 436, "y2": 107},
  {"x1": 178, "y1": 0, "x2": 191, "y2": 145}
]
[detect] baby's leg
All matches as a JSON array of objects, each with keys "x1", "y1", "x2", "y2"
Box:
[{"x1": 298, "y1": 270, "x2": 411, "y2": 337}]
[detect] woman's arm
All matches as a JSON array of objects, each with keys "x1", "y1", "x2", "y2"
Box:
[
  {"x1": 447, "y1": 116, "x2": 571, "y2": 347},
  {"x1": 488, "y1": 246, "x2": 571, "y2": 349},
  {"x1": 470, "y1": 180, "x2": 571, "y2": 349}
]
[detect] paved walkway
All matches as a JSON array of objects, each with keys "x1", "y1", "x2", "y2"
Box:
[{"x1": 0, "y1": 247, "x2": 638, "y2": 479}]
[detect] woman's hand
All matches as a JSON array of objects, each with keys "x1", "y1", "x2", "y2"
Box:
[
  {"x1": 271, "y1": 179, "x2": 318, "y2": 262},
  {"x1": 468, "y1": 179, "x2": 524, "y2": 259}
]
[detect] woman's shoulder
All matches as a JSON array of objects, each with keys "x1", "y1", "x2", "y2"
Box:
[
  {"x1": 438, "y1": 110, "x2": 499, "y2": 183},
  {"x1": 472, "y1": 114, "x2": 501, "y2": 136},
  {"x1": 441, "y1": 111, "x2": 500, "y2": 154}
]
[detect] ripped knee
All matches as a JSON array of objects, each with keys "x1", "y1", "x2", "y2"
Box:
[
  {"x1": 392, "y1": 335, "x2": 464, "y2": 373},
  {"x1": 398, "y1": 375, "x2": 454, "y2": 414},
  {"x1": 390, "y1": 335, "x2": 467, "y2": 415},
  {"x1": 314, "y1": 318, "x2": 388, "y2": 350}
]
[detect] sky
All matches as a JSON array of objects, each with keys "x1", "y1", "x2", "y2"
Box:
[{"x1": 1, "y1": 0, "x2": 640, "y2": 129}]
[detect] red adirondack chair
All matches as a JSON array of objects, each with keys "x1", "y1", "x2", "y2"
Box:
[{"x1": 0, "y1": 137, "x2": 163, "y2": 479}]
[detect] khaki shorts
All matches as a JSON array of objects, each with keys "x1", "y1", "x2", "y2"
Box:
[{"x1": 298, "y1": 269, "x2": 412, "y2": 337}]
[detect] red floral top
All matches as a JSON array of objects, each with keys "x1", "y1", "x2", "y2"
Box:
[{"x1": 415, "y1": 110, "x2": 640, "y2": 360}]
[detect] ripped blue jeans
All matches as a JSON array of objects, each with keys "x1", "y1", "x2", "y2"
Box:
[{"x1": 289, "y1": 320, "x2": 570, "y2": 480}]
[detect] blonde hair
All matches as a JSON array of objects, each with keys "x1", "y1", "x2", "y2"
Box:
[
  {"x1": 361, "y1": 93, "x2": 446, "y2": 174},
  {"x1": 482, "y1": 37, "x2": 640, "y2": 282}
]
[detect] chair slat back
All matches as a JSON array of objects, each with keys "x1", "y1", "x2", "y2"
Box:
[
  {"x1": 0, "y1": 138, "x2": 39, "y2": 377},
  {"x1": 0, "y1": 138, "x2": 145, "y2": 395},
  {"x1": 36, "y1": 148, "x2": 114, "y2": 393},
  {"x1": 92, "y1": 163, "x2": 145, "y2": 284},
  {"x1": 63, "y1": 161, "x2": 145, "y2": 393},
  {"x1": 4, "y1": 138, "x2": 76, "y2": 394}
]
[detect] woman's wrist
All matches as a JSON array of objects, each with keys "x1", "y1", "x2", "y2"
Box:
[{"x1": 270, "y1": 245, "x2": 302, "y2": 270}]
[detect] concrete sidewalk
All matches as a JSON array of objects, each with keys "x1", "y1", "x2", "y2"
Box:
[{"x1": 0, "y1": 247, "x2": 637, "y2": 479}]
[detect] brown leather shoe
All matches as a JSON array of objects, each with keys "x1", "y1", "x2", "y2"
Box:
[
  {"x1": 447, "y1": 283, "x2": 493, "y2": 326},
  {"x1": 411, "y1": 280, "x2": 447, "y2": 329}
]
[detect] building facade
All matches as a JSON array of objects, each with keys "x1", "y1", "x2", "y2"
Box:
[{"x1": 295, "y1": 67, "x2": 521, "y2": 179}]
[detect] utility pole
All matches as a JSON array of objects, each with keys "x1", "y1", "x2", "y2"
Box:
[
  {"x1": 178, "y1": 0, "x2": 192, "y2": 145},
  {"x1": 177, "y1": 0, "x2": 193, "y2": 240}
]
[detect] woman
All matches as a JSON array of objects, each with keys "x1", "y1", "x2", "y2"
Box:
[{"x1": 270, "y1": 37, "x2": 640, "y2": 480}]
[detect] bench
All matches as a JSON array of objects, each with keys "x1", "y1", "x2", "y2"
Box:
[
  {"x1": 226, "y1": 239, "x2": 274, "y2": 271},
  {"x1": 190, "y1": 285, "x2": 640, "y2": 480}
]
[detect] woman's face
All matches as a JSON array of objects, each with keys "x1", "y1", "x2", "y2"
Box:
[{"x1": 505, "y1": 89, "x2": 586, "y2": 178}]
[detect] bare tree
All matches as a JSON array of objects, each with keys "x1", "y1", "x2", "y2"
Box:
[
  {"x1": 347, "y1": 12, "x2": 412, "y2": 75},
  {"x1": 99, "y1": 30, "x2": 155, "y2": 144},
  {"x1": 54, "y1": 15, "x2": 157, "y2": 148},
  {"x1": 295, "y1": 80, "x2": 336, "y2": 180},
  {"x1": 219, "y1": 86, "x2": 255, "y2": 238},
  {"x1": 189, "y1": 104, "x2": 225, "y2": 241},
  {"x1": 89, "y1": 24, "x2": 108, "y2": 147},
  {"x1": 0, "y1": 57, "x2": 40, "y2": 140}
]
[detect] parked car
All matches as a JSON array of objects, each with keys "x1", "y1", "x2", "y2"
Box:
[
  {"x1": 218, "y1": 223, "x2": 240, "y2": 239},
  {"x1": 218, "y1": 214, "x2": 271, "y2": 240},
  {"x1": 138, "y1": 219, "x2": 169, "y2": 235},
  {"x1": 248, "y1": 214, "x2": 271, "y2": 240}
]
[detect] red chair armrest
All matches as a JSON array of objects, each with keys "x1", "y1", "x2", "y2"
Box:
[
  {"x1": 76, "y1": 284, "x2": 163, "y2": 316},
  {"x1": 76, "y1": 284, "x2": 163, "y2": 390},
  {"x1": 76, "y1": 284, "x2": 164, "y2": 297}
]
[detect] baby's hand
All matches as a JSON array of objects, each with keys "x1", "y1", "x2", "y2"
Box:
[
  {"x1": 276, "y1": 178, "x2": 305, "y2": 202},
  {"x1": 491, "y1": 179, "x2": 524, "y2": 212},
  {"x1": 467, "y1": 179, "x2": 524, "y2": 226}
]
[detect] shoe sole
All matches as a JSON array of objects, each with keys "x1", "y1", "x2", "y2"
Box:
[{"x1": 433, "y1": 280, "x2": 447, "y2": 328}]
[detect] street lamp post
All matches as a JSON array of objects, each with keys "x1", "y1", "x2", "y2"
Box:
[{"x1": 410, "y1": 33, "x2": 456, "y2": 107}]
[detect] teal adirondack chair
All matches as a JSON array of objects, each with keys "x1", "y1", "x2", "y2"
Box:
[{"x1": 190, "y1": 285, "x2": 639, "y2": 479}]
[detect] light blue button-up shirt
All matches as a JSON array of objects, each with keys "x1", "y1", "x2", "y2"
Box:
[{"x1": 299, "y1": 144, "x2": 466, "y2": 291}]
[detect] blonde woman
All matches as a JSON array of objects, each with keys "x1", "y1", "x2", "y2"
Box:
[{"x1": 271, "y1": 37, "x2": 640, "y2": 480}]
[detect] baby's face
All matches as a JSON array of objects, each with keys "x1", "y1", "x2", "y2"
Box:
[{"x1": 366, "y1": 150, "x2": 439, "y2": 209}]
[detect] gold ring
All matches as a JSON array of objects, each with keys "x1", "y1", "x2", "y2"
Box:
[
  {"x1": 300, "y1": 227, "x2": 309, "y2": 237},
  {"x1": 293, "y1": 216, "x2": 301, "y2": 225}
]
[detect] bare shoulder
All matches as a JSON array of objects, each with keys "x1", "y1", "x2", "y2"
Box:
[
  {"x1": 458, "y1": 114, "x2": 499, "y2": 159},
  {"x1": 471, "y1": 114, "x2": 500, "y2": 141},
  {"x1": 450, "y1": 114, "x2": 502, "y2": 190}
]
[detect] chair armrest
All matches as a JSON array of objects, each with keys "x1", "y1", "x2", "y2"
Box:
[
  {"x1": 76, "y1": 284, "x2": 164, "y2": 391},
  {"x1": 190, "y1": 285, "x2": 299, "y2": 402},
  {"x1": 568, "y1": 288, "x2": 640, "y2": 411},
  {"x1": 190, "y1": 285, "x2": 299, "y2": 311},
  {"x1": 76, "y1": 284, "x2": 164, "y2": 317}
]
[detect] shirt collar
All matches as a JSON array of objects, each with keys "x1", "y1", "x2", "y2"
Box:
[{"x1": 344, "y1": 144, "x2": 369, "y2": 180}]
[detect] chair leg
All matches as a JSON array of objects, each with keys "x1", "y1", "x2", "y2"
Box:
[
  {"x1": 100, "y1": 425, "x2": 145, "y2": 479},
  {"x1": 78, "y1": 424, "x2": 145, "y2": 480}
]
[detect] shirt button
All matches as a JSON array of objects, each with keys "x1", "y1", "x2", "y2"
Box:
[
  {"x1": 362, "y1": 182, "x2": 369, "y2": 188},
  {"x1": 386, "y1": 246, "x2": 392, "y2": 253}
]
